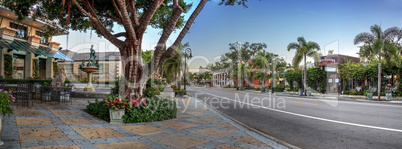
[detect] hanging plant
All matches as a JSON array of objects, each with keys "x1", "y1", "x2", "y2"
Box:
[
  {"x1": 4, "y1": 54, "x2": 13, "y2": 78},
  {"x1": 33, "y1": 59, "x2": 39, "y2": 78},
  {"x1": 53, "y1": 61, "x2": 58, "y2": 78}
]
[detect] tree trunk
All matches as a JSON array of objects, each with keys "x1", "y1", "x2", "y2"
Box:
[
  {"x1": 178, "y1": 58, "x2": 182, "y2": 90},
  {"x1": 120, "y1": 42, "x2": 146, "y2": 107},
  {"x1": 378, "y1": 56, "x2": 381, "y2": 100},
  {"x1": 304, "y1": 54, "x2": 307, "y2": 96}
]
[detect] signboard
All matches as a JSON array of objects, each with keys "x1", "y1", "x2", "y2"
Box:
[
  {"x1": 335, "y1": 79, "x2": 339, "y2": 83},
  {"x1": 328, "y1": 79, "x2": 333, "y2": 83}
]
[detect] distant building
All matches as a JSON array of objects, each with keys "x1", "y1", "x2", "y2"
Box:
[
  {"x1": 319, "y1": 54, "x2": 360, "y2": 93},
  {"x1": 58, "y1": 50, "x2": 122, "y2": 82}
]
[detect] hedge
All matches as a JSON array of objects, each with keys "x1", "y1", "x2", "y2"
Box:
[
  {"x1": 86, "y1": 99, "x2": 110, "y2": 121},
  {"x1": 123, "y1": 97, "x2": 177, "y2": 123}
]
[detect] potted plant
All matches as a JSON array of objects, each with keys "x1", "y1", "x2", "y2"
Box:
[
  {"x1": 174, "y1": 89, "x2": 186, "y2": 98},
  {"x1": 0, "y1": 89, "x2": 15, "y2": 145},
  {"x1": 366, "y1": 90, "x2": 373, "y2": 100},
  {"x1": 298, "y1": 88, "x2": 303, "y2": 96},
  {"x1": 171, "y1": 84, "x2": 178, "y2": 90},
  {"x1": 385, "y1": 90, "x2": 392, "y2": 101},
  {"x1": 104, "y1": 95, "x2": 129, "y2": 124}
]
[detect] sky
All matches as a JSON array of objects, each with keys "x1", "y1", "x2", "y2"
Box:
[{"x1": 53, "y1": 0, "x2": 402, "y2": 72}]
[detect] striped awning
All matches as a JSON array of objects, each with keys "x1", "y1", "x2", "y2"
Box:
[{"x1": 0, "y1": 38, "x2": 73, "y2": 62}]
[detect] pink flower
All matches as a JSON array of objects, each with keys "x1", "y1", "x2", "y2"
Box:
[
  {"x1": 12, "y1": 96, "x2": 15, "y2": 100},
  {"x1": 131, "y1": 97, "x2": 146, "y2": 107},
  {"x1": 0, "y1": 89, "x2": 3, "y2": 92},
  {"x1": 12, "y1": 99, "x2": 15, "y2": 102},
  {"x1": 9, "y1": 105, "x2": 12, "y2": 108},
  {"x1": 4, "y1": 91, "x2": 8, "y2": 93},
  {"x1": 115, "y1": 97, "x2": 118, "y2": 100}
]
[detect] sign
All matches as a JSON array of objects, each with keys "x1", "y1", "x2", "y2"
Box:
[
  {"x1": 356, "y1": 87, "x2": 361, "y2": 91},
  {"x1": 335, "y1": 79, "x2": 339, "y2": 83},
  {"x1": 371, "y1": 87, "x2": 377, "y2": 92},
  {"x1": 328, "y1": 79, "x2": 333, "y2": 83},
  {"x1": 320, "y1": 57, "x2": 336, "y2": 63}
]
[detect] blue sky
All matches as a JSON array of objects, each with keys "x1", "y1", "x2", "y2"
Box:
[{"x1": 53, "y1": 0, "x2": 402, "y2": 72}]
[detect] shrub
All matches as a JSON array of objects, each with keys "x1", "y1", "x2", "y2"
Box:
[
  {"x1": 0, "y1": 89, "x2": 15, "y2": 117},
  {"x1": 174, "y1": 89, "x2": 187, "y2": 94},
  {"x1": 104, "y1": 95, "x2": 130, "y2": 111},
  {"x1": 344, "y1": 90, "x2": 351, "y2": 95},
  {"x1": 143, "y1": 87, "x2": 156, "y2": 98},
  {"x1": 171, "y1": 85, "x2": 177, "y2": 88},
  {"x1": 273, "y1": 84, "x2": 285, "y2": 92},
  {"x1": 86, "y1": 99, "x2": 110, "y2": 121},
  {"x1": 123, "y1": 97, "x2": 177, "y2": 123}
]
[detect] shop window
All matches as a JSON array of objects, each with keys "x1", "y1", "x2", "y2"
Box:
[
  {"x1": 10, "y1": 22, "x2": 28, "y2": 39},
  {"x1": 12, "y1": 54, "x2": 25, "y2": 79},
  {"x1": 36, "y1": 31, "x2": 49, "y2": 45}
]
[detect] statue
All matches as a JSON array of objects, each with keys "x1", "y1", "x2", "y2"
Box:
[
  {"x1": 79, "y1": 45, "x2": 98, "y2": 69},
  {"x1": 87, "y1": 45, "x2": 97, "y2": 67},
  {"x1": 51, "y1": 68, "x2": 66, "y2": 88}
]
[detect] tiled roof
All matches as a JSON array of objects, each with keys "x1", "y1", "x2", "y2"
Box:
[{"x1": 60, "y1": 50, "x2": 121, "y2": 61}]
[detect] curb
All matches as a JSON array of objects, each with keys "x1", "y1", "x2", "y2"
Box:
[{"x1": 188, "y1": 94, "x2": 300, "y2": 149}]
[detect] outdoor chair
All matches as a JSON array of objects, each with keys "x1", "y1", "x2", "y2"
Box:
[{"x1": 14, "y1": 83, "x2": 33, "y2": 107}]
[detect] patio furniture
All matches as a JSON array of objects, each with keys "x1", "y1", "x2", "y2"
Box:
[
  {"x1": 40, "y1": 85, "x2": 73, "y2": 105},
  {"x1": 14, "y1": 83, "x2": 33, "y2": 107}
]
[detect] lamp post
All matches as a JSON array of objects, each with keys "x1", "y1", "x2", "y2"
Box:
[{"x1": 184, "y1": 48, "x2": 192, "y2": 90}]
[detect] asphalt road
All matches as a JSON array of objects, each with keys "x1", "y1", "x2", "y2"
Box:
[{"x1": 187, "y1": 86, "x2": 402, "y2": 149}]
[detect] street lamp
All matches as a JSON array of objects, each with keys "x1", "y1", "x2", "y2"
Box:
[{"x1": 184, "y1": 48, "x2": 192, "y2": 90}]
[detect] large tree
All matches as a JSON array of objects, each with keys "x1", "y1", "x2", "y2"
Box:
[
  {"x1": 4, "y1": 0, "x2": 247, "y2": 105},
  {"x1": 354, "y1": 24, "x2": 399, "y2": 100},
  {"x1": 287, "y1": 37, "x2": 320, "y2": 96}
]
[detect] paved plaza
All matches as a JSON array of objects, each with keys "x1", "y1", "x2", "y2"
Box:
[{"x1": 0, "y1": 88, "x2": 286, "y2": 149}]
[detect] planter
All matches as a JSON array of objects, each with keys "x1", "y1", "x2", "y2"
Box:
[
  {"x1": 386, "y1": 93, "x2": 392, "y2": 101},
  {"x1": 366, "y1": 93, "x2": 373, "y2": 100},
  {"x1": 109, "y1": 109, "x2": 125, "y2": 124},
  {"x1": 176, "y1": 92, "x2": 184, "y2": 98},
  {"x1": 265, "y1": 88, "x2": 270, "y2": 93},
  {"x1": 307, "y1": 91, "x2": 312, "y2": 96},
  {"x1": 298, "y1": 89, "x2": 303, "y2": 96},
  {"x1": 0, "y1": 115, "x2": 3, "y2": 145}
]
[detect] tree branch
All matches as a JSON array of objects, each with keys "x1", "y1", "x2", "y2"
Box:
[
  {"x1": 152, "y1": 0, "x2": 183, "y2": 69},
  {"x1": 96, "y1": 13, "x2": 123, "y2": 24},
  {"x1": 113, "y1": 32, "x2": 127, "y2": 37},
  {"x1": 111, "y1": 0, "x2": 124, "y2": 22},
  {"x1": 158, "y1": 0, "x2": 208, "y2": 66},
  {"x1": 128, "y1": 0, "x2": 139, "y2": 27},
  {"x1": 137, "y1": 0, "x2": 163, "y2": 37},
  {"x1": 116, "y1": 0, "x2": 137, "y2": 40},
  {"x1": 72, "y1": 0, "x2": 124, "y2": 49}
]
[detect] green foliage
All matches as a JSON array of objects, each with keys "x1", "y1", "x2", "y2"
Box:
[
  {"x1": 109, "y1": 77, "x2": 121, "y2": 97},
  {"x1": 142, "y1": 50, "x2": 154, "y2": 64},
  {"x1": 33, "y1": 59, "x2": 40, "y2": 78},
  {"x1": 0, "y1": 90, "x2": 15, "y2": 117},
  {"x1": 174, "y1": 89, "x2": 187, "y2": 94},
  {"x1": 284, "y1": 69, "x2": 302, "y2": 90},
  {"x1": 123, "y1": 97, "x2": 177, "y2": 123},
  {"x1": 104, "y1": 95, "x2": 130, "y2": 111},
  {"x1": 143, "y1": 87, "x2": 156, "y2": 98},
  {"x1": 273, "y1": 84, "x2": 285, "y2": 92},
  {"x1": 86, "y1": 99, "x2": 110, "y2": 122},
  {"x1": 4, "y1": 54, "x2": 12, "y2": 78},
  {"x1": 306, "y1": 67, "x2": 326, "y2": 93}
]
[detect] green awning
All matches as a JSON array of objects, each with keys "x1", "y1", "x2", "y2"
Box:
[{"x1": 0, "y1": 38, "x2": 74, "y2": 61}]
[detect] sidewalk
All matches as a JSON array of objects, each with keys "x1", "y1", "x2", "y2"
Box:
[{"x1": 0, "y1": 88, "x2": 289, "y2": 149}]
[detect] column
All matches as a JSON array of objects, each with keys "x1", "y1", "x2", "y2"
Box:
[
  {"x1": 24, "y1": 53, "x2": 34, "y2": 79},
  {"x1": 46, "y1": 57, "x2": 53, "y2": 79},
  {"x1": 0, "y1": 48, "x2": 4, "y2": 77}
]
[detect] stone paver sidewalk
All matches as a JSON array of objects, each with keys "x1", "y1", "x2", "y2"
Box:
[{"x1": 1, "y1": 89, "x2": 288, "y2": 149}]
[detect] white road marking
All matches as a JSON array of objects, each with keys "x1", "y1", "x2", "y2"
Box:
[{"x1": 194, "y1": 90, "x2": 402, "y2": 133}]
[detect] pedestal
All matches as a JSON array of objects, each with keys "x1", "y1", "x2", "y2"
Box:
[{"x1": 83, "y1": 72, "x2": 95, "y2": 92}]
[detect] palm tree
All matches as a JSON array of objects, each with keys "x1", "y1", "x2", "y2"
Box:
[
  {"x1": 287, "y1": 37, "x2": 321, "y2": 95},
  {"x1": 163, "y1": 54, "x2": 180, "y2": 83},
  {"x1": 354, "y1": 24, "x2": 400, "y2": 100},
  {"x1": 252, "y1": 51, "x2": 276, "y2": 91}
]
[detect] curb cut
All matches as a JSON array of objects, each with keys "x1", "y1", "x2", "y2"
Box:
[{"x1": 188, "y1": 95, "x2": 300, "y2": 149}]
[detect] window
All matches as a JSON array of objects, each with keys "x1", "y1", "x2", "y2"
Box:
[
  {"x1": 10, "y1": 22, "x2": 28, "y2": 39},
  {"x1": 36, "y1": 31, "x2": 49, "y2": 45},
  {"x1": 63, "y1": 64, "x2": 73, "y2": 74},
  {"x1": 97, "y1": 63, "x2": 109, "y2": 74}
]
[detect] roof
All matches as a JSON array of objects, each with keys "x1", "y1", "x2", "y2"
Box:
[
  {"x1": 0, "y1": 38, "x2": 73, "y2": 61},
  {"x1": 60, "y1": 50, "x2": 121, "y2": 61}
]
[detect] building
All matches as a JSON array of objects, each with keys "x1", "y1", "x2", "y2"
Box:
[
  {"x1": 58, "y1": 50, "x2": 122, "y2": 82},
  {"x1": 0, "y1": 7, "x2": 72, "y2": 79},
  {"x1": 319, "y1": 54, "x2": 360, "y2": 93}
]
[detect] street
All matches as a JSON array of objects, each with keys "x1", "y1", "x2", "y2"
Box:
[{"x1": 187, "y1": 87, "x2": 402, "y2": 149}]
